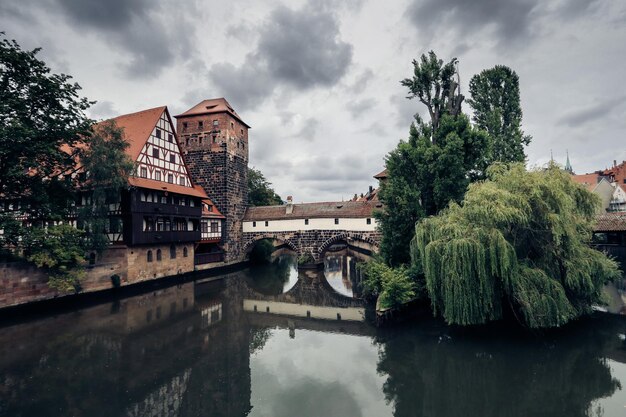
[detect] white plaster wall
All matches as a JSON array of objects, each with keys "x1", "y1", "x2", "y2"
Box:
[
  {"x1": 243, "y1": 300, "x2": 364, "y2": 321},
  {"x1": 242, "y1": 217, "x2": 377, "y2": 233}
]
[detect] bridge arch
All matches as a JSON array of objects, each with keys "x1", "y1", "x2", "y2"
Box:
[
  {"x1": 243, "y1": 234, "x2": 298, "y2": 257},
  {"x1": 317, "y1": 232, "x2": 379, "y2": 259}
]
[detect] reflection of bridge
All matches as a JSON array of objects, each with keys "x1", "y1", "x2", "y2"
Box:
[
  {"x1": 242, "y1": 200, "x2": 382, "y2": 261},
  {"x1": 243, "y1": 266, "x2": 367, "y2": 325}
]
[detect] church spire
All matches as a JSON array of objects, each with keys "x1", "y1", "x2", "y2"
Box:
[{"x1": 565, "y1": 150, "x2": 574, "y2": 174}]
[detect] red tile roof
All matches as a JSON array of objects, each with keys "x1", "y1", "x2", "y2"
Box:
[
  {"x1": 571, "y1": 173, "x2": 600, "y2": 191},
  {"x1": 594, "y1": 212, "x2": 626, "y2": 232},
  {"x1": 174, "y1": 98, "x2": 250, "y2": 128},
  {"x1": 374, "y1": 169, "x2": 388, "y2": 179},
  {"x1": 128, "y1": 177, "x2": 208, "y2": 199},
  {"x1": 202, "y1": 199, "x2": 225, "y2": 219},
  {"x1": 103, "y1": 106, "x2": 166, "y2": 161},
  {"x1": 244, "y1": 201, "x2": 383, "y2": 221}
]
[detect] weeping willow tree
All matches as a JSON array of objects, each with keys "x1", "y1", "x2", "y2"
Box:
[{"x1": 411, "y1": 163, "x2": 621, "y2": 328}]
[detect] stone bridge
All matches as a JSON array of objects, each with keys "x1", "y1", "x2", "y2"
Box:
[
  {"x1": 242, "y1": 230, "x2": 380, "y2": 262},
  {"x1": 242, "y1": 200, "x2": 383, "y2": 262}
]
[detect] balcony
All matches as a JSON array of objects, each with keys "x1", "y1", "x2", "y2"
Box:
[
  {"x1": 130, "y1": 230, "x2": 200, "y2": 245},
  {"x1": 194, "y1": 252, "x2": 224, "y2": 265}
]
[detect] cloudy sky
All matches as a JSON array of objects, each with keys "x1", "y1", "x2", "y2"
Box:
[{"x1": 1, "y1": 0, "x2": 625, "y2": 201}]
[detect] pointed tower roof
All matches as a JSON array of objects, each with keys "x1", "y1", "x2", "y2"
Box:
[
  {"x1": 565, "y1": 150, "x2": 574, "y2": 174},
  {"x1": 174, "y1": 97, "x2": 250, "y2": 128}
]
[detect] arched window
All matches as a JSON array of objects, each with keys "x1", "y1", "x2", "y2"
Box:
[
  {"x1": 183, "y1": 247, "x2": 188, "y2": 258},
  {"x1": 170, "y1": 244, "x2": 176, "y2": 259},
  {"x1": 156, "y1": 249, "x2": 162, "y2": 261},
  {"x1": 147, "y1": 250, "x2": 153, "y2": 262}
]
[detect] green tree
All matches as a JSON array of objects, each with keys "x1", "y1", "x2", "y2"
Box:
[
  {"x1": 248, "y1": 167, "x2": 283, "y2": 206},
  {"x1": 78, "y1": 120, "x2": 134, "y2": 252},
  {"x1": 0, "y1": 34, "x2": 92, "y2": 222},
  {"x1": 468, "y1": 65, "x2": 531, "y2": 163},
  {"x1": 23, "y1": 224, "x2": 87, "y2": 292},
  {"x1": 411, "y1": 163, "x2": 621, "y2": 328},
  {"x1": 400, "y1": 50, "x2": 464, "y2": 133}
]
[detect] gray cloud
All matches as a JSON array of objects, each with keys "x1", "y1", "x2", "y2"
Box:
[
  {"x1": 294, "y1": 118, "x2": 321, "y2": 142},
  {"x1": 208, "y1": 1, "x2": 353, "y2": 111},
  {"x1": 346, "y1": 98, "x2": 377, "y2": 119},
  {"x1": 87, "y1": 100, "x2": 117, "y2": 120},
  {"x1": 558, "y1": 96, "x2": 626, "y2": 128},
  {"x1": 406, "y1": 0, "x2": 539, "y2": 49},
  {"x1": 8, "y1": 0, "x2": 198, "y2": 78}
]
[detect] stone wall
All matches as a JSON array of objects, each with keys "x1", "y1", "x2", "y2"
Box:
[
  {"x1": 0, "y1": 243, "x2": 194, "y2": 310},
  {"x1": 242, "y1": 230, "x2": 381, "y2": 261}
]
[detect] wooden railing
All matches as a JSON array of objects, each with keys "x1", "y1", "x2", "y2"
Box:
[{"x1": 194, "y1": 252, "x2": 224, "y2": 265}]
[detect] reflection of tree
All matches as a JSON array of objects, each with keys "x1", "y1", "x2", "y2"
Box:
[
  {"x1": 376, "y1": 318, "x2": 622, "y2": 417},
  {"x1": 247, "y1": 254, "x2": 295, "y2": 295},
  {"x1": 249, "y1": 327, "x2": 273, "y2": 355}
]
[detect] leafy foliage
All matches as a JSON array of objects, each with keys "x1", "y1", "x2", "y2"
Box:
[
  {"x1": 400, "y1": 50, "x2": 464, "y2": 133},
  {"x1": 411, "y1": 163, "x2": 621, "y2": 328},
  {"x1": 377, "y1": 114, "x2": 490, "y2": 266},
  {"x1": 23, "y1": 224, "x2": 87, "y2": 292},
  {"x1": 297, "y1": 252, "x2": 316, "y2": 265},
  {"x1": 360, "y1": 258, "x2": 422, "y2": 309},
  {"x1": 78, "y1": 120, "x2": 134, "y2": 252},
  {"x1": 249, "y1": 239, "x2": 275, "y2": 264},
  {"x1": 468, "y1": 65, "x2": 531, "y2": 163},
  {"x1": 248, "y1": 167, "x2": 282, "y2": 206},
  {"x1": 0, "y1": 34, "x2": 92, "y2": 221},
  {"x1": 378, "y1": 52, "x2": 491, "y2": 266}
]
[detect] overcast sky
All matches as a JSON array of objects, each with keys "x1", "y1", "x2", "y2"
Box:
[{"x1": 2, "y1": 0, "x2": 625, "y2": 202}]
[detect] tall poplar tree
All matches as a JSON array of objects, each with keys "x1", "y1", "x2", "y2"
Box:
[
  {"x1": 468, "y1": 65, "x2": 531, "y2": 163},
  {"x1": 377, "y1": 51, "x2": 490, "y2": 266}
]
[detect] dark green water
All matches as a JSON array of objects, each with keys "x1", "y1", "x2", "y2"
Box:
[{"x1": 0, "y1": 251, "x2": 625, "y2": 417}]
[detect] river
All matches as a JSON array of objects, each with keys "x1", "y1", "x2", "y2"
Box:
[{"x1": 0, "y1": 250, "x2": 625, "y2": 417}]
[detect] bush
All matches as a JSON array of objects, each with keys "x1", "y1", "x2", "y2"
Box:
[{"x1": 297, "y1": 252, "x2": 316, "y2": 265}]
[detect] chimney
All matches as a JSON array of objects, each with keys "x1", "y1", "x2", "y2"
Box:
[
  {"x1": 614, "y1": 160, "x2": 617, "y2": 168},
  {"x1": 369, "y1": 185, "x2": 373, "y2": 194},
  {"x1": 286, "y1": 195, "x2": 293, "y2": 214}
]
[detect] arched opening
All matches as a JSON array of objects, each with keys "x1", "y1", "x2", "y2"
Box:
[
  {"x1": 147, "y1": 250, "x2": 153, "y2": 263},
  {"x1": 156, "y1": 249, "x2": 162, "y2": 261},
  {"x1": 183, "y1": 246, "x2": 188, "y2": 257},
  {"x1": 170, "y1": 244, "x2": 176, "y2": 259}
]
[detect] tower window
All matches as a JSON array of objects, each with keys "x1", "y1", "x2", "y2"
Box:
[
  {"x1": 213, "y1": 120, "x2": 218, "y2": 127},
  {"x1": 198, "y1": 121, "x2": 203, "y2": 129},
  {"x1": 231, "y1": 122, "x2": 234, "y2": 128},
  {"x1": 241, "y1": 129, "x2": 244, "y2": 135},
  {"x1": 183, "y1": 122, "x2": 188, "y2": 131}
]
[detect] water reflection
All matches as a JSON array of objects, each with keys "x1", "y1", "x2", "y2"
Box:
[{"x1": 0, "y1": 262, "x2": 624, "y2": 417}]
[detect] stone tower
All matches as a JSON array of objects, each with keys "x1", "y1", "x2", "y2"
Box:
[{"x1": 175, "y1": 98, "x2": 249, "y2": 263}]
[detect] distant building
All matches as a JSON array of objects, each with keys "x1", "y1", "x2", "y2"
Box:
[{"x1": 571, "y1": 159, "x2": 626, "y2": 213}]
